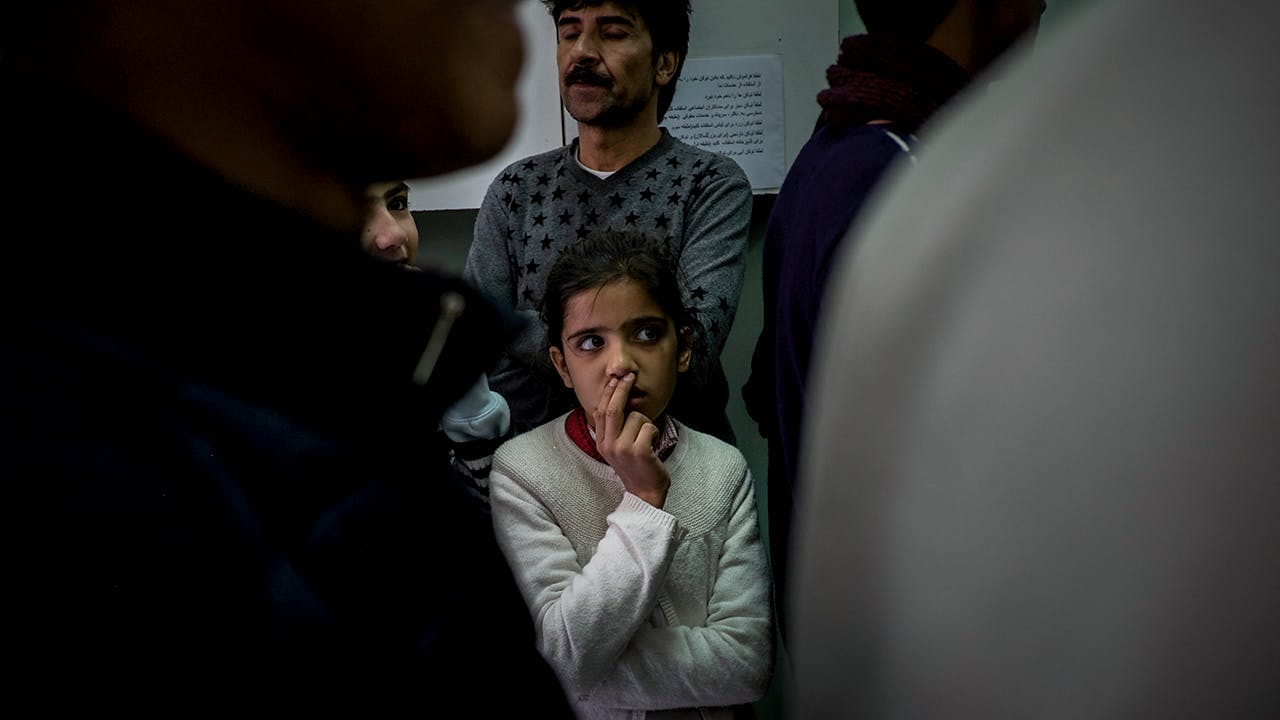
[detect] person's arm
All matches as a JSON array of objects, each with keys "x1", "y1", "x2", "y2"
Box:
[
  {"x1": 742, "y1": 207, "x2": 786, "y2": 437},
  {"x1": 464, "y1": 176, "x2": 546, "y2": 372},
  {"x1": 489, "y1": 468, "x2": 684, "y2": 698},
  {"x1": 440, "y1": 374, "x2": 511, "y2": 501},
  {"x1": 464, "y1": 172, "x2": 555, "y2": 431},
  {"x1": 680, "y1": 158, "x2": 752, "y2": 362},
  {"x1": 583, "y1": 467, "x2": 775, "y2": 710}
]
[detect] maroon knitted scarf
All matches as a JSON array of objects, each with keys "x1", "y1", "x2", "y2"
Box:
[
  {"x1": 564, "y1": 407, "x2": 678, "y2": 464},
  {"x1": 817, "y1": 34, "x2": 969, "y2": 133}
]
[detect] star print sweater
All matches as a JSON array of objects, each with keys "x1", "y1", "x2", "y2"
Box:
[
  {"x1": 489, "y1": 413, "x2": 774, "y2": 719},
  {"x1": 464, "y1": 130, "x2": 752, "y2": 441}
]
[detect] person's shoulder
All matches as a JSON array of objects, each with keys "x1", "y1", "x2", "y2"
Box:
[
  {"x1": 494, "y1": 414, "x2": 569, "y2": 465},
  {"x1": 489, "y1": 145, "x2": 569, "y2": 184},
  {"x1": 493, "y1": 421, "x2": 545, "y2": 458},
  {"x1": 672, "y1": 419, "x2": 749, "y2": 469},
  {"x1": 664, "y1": 420, "x2": 752, "y2": 530},
  {"x1": 778, "y1": 123, "x2": 913, "y2": 205},
  {"x1": 824, "y1": 121, "x2": 914, "y2": 148},
  {"x1": 523, "y1": 143, "x2": 569, "y2": 166},
  {"x1": 666, "y1": 135, "x2": 748, "y2": 177},
  {"x1": 661, "y1": 135, "x2": 751, "y2": 203},
  {"x1": 795, "y1": 123, "x2": 913, "y2": 168}
]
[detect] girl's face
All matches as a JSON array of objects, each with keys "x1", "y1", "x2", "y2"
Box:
[{"x1": 549, "y1": 277, "x2": 691, "y2": 427}]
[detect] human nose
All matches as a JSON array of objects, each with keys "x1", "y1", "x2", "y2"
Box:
[
  {"x1": 607, "y1": 342, "x2": 638, "y2": 380},
  {"x1": 368, "y1": 210, "x2": 408, "y2": 258},
  {"x1": 567, "y1": 31, "x2": 602, "y2": 67}
]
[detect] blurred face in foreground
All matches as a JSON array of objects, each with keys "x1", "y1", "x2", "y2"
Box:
[{"x1": 265, "y1": 0, "x2": 527, "y2": 181}]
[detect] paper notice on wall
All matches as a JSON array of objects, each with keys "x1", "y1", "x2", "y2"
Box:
[{"x1": 663, "y1": 55, "x2": 785, "y2": 192}]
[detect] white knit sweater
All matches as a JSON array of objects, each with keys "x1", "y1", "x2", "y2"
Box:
[{"x1": 490, "y1": 414, "x2": 774, "y2": 720}]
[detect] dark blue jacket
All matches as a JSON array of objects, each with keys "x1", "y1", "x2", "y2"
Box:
[
  {"x1": 2, "y1": 76, "x2": 571, "y2": 715},
  {"x1": 744, "y1": 121, "x2": 913, "y2": 628}
]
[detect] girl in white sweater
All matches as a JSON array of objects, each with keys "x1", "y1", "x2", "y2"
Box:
[{"x1": 488, "y1": 232, "x2": 774, "y2": 719}]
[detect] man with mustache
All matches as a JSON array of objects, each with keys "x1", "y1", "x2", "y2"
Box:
[{"x1": 465, "y1": 0, "x2": 753, "y2": 445}]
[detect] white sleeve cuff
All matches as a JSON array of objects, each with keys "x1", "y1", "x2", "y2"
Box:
[{"x1": 441, "y1": 375, "x2": 511, "y2": 442}]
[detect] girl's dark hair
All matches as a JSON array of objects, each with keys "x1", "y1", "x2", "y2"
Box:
[
  {"x1": 542, "y1": 0, "x2": 692, "y2": 122},
  {"x1": 542, "y1": 231, "x2": 700, "y2": 359}
]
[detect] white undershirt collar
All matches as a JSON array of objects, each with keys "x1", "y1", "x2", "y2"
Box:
[{"x1": 575, "y1": 146, "x2": 617, "y2": 179}]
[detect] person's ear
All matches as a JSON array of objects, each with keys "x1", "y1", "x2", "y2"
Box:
[
  {"x1": 549, "y1": 346, "x2": 574, "y2": 388},
  {"x1": 677, "y1": 326, "x2": 692, "y2": 372},
  {"x1": 654, "y1": 50, "x2": 680, "y2": 87}
]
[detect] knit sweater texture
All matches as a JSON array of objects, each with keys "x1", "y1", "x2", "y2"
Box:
[
  {"x1": 465, "y1": 130, "x2": 752, "y2": 440},
  {"x1": 490, "y1": 414, "x2": 774, "y2": 719}
]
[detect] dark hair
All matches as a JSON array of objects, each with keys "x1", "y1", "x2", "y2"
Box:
[
  {"x1": 853, "y1": 0, "x2": 958, "y2": 43},
  {"x1": 542, "y1": 231, "x2": 699, "y2": 358},
  {"x1": 542, "y1": 0, "x2": 692, "y2": 122}
]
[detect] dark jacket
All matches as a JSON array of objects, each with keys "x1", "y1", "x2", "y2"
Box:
[
  {"x1": 2, "y1": 75, "x2": 571, "y2": 715},
  {"x1": 743, "y1": 122, "x2": 912, "y2": 634}
]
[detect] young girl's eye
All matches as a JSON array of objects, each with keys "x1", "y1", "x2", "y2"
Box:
[
  {"x1": 635, "y1": 324, "x2": 663, "y2": 343},
  {"x1": 575, "y1": 334, "x2": 604, "y2": 352},
  {"x1": 387, "y1": 195, "x2": 409, "y2": 212}
]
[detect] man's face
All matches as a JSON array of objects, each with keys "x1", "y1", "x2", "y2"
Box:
[
  {"x1": 359, "y1": 181, "x2": 419, "y2": 265},
  {"x1": 555, "y1": 1, "x2": 677, "y2": 127},
  {"x1": 265, "y1": 0, "x2": 525, "y2": 181}
]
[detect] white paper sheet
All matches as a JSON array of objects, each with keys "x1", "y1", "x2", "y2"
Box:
[{"x1": 662, "y1": 55, "x2": 786, "y2": 192}]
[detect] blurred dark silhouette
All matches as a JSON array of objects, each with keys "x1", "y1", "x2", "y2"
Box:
[{"x1": 791, "y1": 0, "x2": 1280, "y2": 716}]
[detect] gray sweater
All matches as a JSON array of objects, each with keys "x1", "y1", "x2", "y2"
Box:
[
  {"x1": 490, "y1": 414, "x2": 774, "y2": 719},
  {"x1": 464, "y1": 130, "x2": 752, "y2": 440}
]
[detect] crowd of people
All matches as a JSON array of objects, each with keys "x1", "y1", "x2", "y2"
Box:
[{"x1": 4, "y1": 0, "x2": 1276, "y2": 718}]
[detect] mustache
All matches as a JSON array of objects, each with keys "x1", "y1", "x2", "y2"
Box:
[{"x1": 565, "y1": 66, "x2": 612, "y2": 87}]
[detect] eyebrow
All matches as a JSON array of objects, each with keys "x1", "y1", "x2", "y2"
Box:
[
  {"x1": 558, "y1": 14, "x2": 636, "y2": 28},
  {"x1": 565, "y1": 326, "x2": 604, "y2": 342},
  {"x1": 565, "y1": 316, "x2": 667, "y2": 340},
  {"x1": 629, "y1": 315, "x2": 668, "y2": 326},
  {"x1": 382, "y1": 182, "x2": 410, "y2": 201}
]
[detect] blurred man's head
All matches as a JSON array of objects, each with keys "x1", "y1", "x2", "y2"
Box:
[
  {"x1": 264, "y1": 0, "x2": 526, "y2": 181},
  {"x1": 854, "y1": 0, "x2": 1044, "y2": 74},
  {"x1": 853, "y1": 0, "x2": 959, "y2": 43},
  {"x1": 3, "y1": 0, "x2": 524, "y2": 207}
]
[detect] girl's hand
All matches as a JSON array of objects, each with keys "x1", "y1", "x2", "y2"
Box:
[{"x1": 593, "y1": 373, "x2": 671, "y2": 508}]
